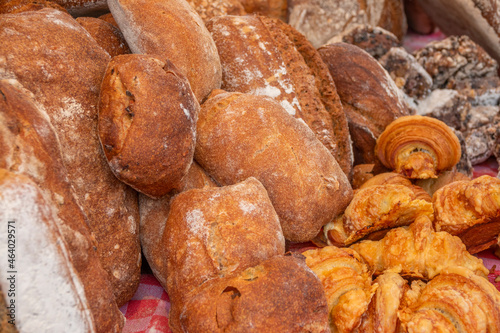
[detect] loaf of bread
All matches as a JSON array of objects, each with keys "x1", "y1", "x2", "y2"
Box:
[
  {"x1": 178, "y1": 254, "x2": 330, "y2": 333},
  {"x1": 319, "y1": 42, "x2": 411, "y2": 164},
  {"x1": 0, "y1": 9, "x2": 141, "y2": 306},
  {"x1": 76, "y1": 17, "x2": 131, "y2": 58},
  {"x1": 185, "y1": 0, "x2": 246, "y2": 22},
  {"x1": 98, "y1": 54, "x2": 199, "y2": 198},
  {"x1": 163, "y1": 177, "x2": 285, "y2": 332},
  {"x1": 207, "y1": 15, "x2": 354, "y2": 177},
  {"x1": 0, "y1": 79, "x2": 124, "y2": 332},
  {"x1": 195, "y1": 91, "x2": 353, "y2": 242},
  {"x1": 239, "y1": 0, "x2": 287, "y2": 21},
  {"x1": 108, "y1": 0, "x2": 222, "y2": 103},
  {"x1": 0, "y1": 0, "x2": 68, "y2": 14}
]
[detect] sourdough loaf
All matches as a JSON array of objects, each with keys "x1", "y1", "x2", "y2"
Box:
[
  {"x1": 239, "y1": 0, "x2": 287, "y2": 20},
  {"x1": 195, "y1": 91, "x2": 353, "y2": 242},
  {"x1": 0, "y1": 0, "x2": 68, "y2": 14},
  {"x1": 186, "y1": 0, "x2": 246, "y2": 22},
  {"x1": 163, "y1": 177, "x2": 285, "y2": 332},
  {"x1": 207, "y1": 15, "x2": 353, "y2": 177},
  {"x1": 108, "y1": 0, "x2": 222, "y2": 103},
  {"x1": 0, "y1": 79, "x2": 124, "y2": 332},
  {"x1": 76, "y1": 17, "x2": 131, "y2": 58},
  {"x1": 98, "y1": 54, "x2": 199, "y2": 198},
  {"x1": 0, "y1": 9, "x2": 141, "y2": 306}
]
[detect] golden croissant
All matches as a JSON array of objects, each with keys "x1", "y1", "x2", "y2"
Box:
[
  {"x1": 350, "y1": 215, "x2": 489, "y2": 280},
  {"x1": 375, "y1": 115, "x2": 461, "y2": 179},
  {"x1": 433, "y1": 175, "x2": 500, "y2": 254},
  {"x1": 324, "y1": 184, "x2": 433, "y2": 246},
  {"x1": 302, "y1": 246, "x2": 377, "y2": 333}
]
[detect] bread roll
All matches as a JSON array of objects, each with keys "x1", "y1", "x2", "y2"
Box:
[
  {"x1": 163, "y1": 177, "x2": 285, "y2": 332},
  {"x1": 0, "y1": 9, "x2": 141, "y2": 306},
  {"x1": 76, "y1": 17, "x2": 131, "y2": 57},
  {"x1": 207, "y1": 15, "x2": 354, "y2": 177},
  {"x1": 195, "y1": 91, "x2": 353, "y2": 242},
  {"x1": 108, "y1": 0, "x2": 222, "y2": 103},
  {"x1": 99, "y1": 54, "x2": 199, "y2": 198},
  {"x1": 0, "y1": 79, "x2": 124, "y2": 332},
  {"x1": 318, "y1": 42, "x2": 410, "y2": 164},
  {"x1": 178, "y1": 254, "x2": 330, "y2": 333}
]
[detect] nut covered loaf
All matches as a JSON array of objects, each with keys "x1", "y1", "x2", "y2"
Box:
[
  {"x1": 99, "y1": 54, "x2": 199, "y2": 198},
  {"x1": 0, "y1": 9, "x2": 141, "y2": 306},
  {"x1": 108, "y1": 0, "x2": 222, "y2": 103},
  {"x1": 195, "y1": 91, "x2": 353, "y2": 242}
]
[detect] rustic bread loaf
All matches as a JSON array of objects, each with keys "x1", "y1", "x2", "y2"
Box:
[
  {"x1": 195, "y1": 91, "x2": 353, "y2": 242},
  {"x1": 98, "y1": 54, "x2": 199, "y2": 198},
  {"x1": 0, "y1": 9, "x2": 141, "y2": 306},
  {"x1": 0, "y1": 0, "x2": 68, "y2": 14},
  {"x1": 0, "y1": 170, "x2": 96, "y2": 332},
  {"x1": 0, "y1": 79, "x2": 124, "y2": 332},
  {"x1": 163, "y1": 177, "x2": 285, "y2": 332},
  {"x1": 186, "y1": 0, "x2": 246, "y2": 22},
  {"x1": 239, "y1": 0, "x2": 287, "y2": 21},
  {"x1": 108, "y1": 0, "x2": 222, "y2": 103},
  {"x1": 76, "y1": 17, "x2": 131, "y2": 58},
  {"x1": 207, "y1": 15, "x2": 353, "y2": 177},
  {"x1": 287, "y1": 0, "x2": 406, "y2": 48},
  {"x1": 318, "y1": 42, "x2": 411, "y2": 164},
  {"x1": 178, "y1": 254, "x2": 330, "y2": 333}
]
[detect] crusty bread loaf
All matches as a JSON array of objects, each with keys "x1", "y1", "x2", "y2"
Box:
[
  {"x1": 318, "y1": 42, "x2": 411, "y2": 164},
  {"x1": 0, "y1": 9, "x2": 141, "y2": 306},
  {"x1": 195, "y1": 91, "x2": 353, "y2": 242},
  {"x1": 239, "y1": 0, "x2": 287, "y2": 21},
  {"x1": 0, "y1": 170, "x2": 96, "y2": 332},
  {"x1": 76, "y1": 17, "x2": 131, "y2": 57},
  {"x1": 98, "y1": 54, "x2": 199, "y2": 198},
  {"x1": 178, "y1": 254, "x2": 330, "y2": 333},
  {"x1": 108, "y1": 0, "x2": 222, "y2": 103},
  {"x1": 0, "y1": 79, "x2": 124, "y2": 332},
  {"x1": 0, "y1": 0, "x2": 68, "y2": 14},
  {"x1": 163, "y1": 177, "x2": 285, "y2": 332},
  {"x1": 207, "y1": 15, "x2": 354, "y2": 178},
  {"x1": 186, "y1": 0, "x2": 246, "y2": 22}
]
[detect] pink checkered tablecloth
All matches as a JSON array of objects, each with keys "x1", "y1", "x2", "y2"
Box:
[{"x1": 120, "y1": 159, "x2": 500, "y2": 333}]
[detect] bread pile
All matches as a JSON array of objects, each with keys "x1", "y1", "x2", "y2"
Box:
[{"x1": 1, "y1": 0, "x2": 500, "y2": 332}]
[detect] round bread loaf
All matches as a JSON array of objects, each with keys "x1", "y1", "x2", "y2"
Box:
[
  {"x1": 99, "y1": 54, "x2": 199, "y2": 198},
  {"x1": 76, "y1": 17, "x2": 131, "y2": 58},
  {"x1": 108, "y1": 0, "x2": 222, "y2": 103},
  {"x1": 195, "y1": 91, "x2": 353, "y2": 242}
]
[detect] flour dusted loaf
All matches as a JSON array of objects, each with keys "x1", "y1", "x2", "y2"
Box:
[
  {"x1": 178, "y1": 254, "x2": 330, "y2": 333},
  {"x1": 0, "y1": 9, "x2": 141, "y2": 306},
  {"x1": 0, "y1": 79, "x2": 124, "y2": 332},
  {"x1": 99, "y1": 54, "x2": 199, "y2": 198},
  {"x1": 108, "y1": 0, "x2": 222, "y2": 103},
  {"x1": 195, "y1": 91, "x2": 353, "y2": 242},
  {"x1": 163, "y1": 177, "x2": 285, "y2": 332}
]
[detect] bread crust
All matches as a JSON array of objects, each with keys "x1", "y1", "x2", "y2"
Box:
[
  {"x1": 195, "y1": 91, "x2": 353, "y2": 242},
  {"x1": 76, "y1": 17, "x2": 131, "y2": 58}
]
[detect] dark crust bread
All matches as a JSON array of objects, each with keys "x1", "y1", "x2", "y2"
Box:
[
  {"x1": 178, "y1": 254, "x2": 330, "y2": 333},
  {"x1": 0, "y1": 79, "x2": 124, "y2": 332},
  {"x1": 0, "y1": 0, "x2": 68, "y2": 14},
  {"x1": 262, "y1": 16, "x2": 354, "y2": 178},
  {"x1": 164, "y1": 177, "x2": 286, "y2": 332},
  {"x1": 98, "y1": 54, "x2": 198, "y2": 198},
  {"x1": 0, "y1": 9, "x2": 141, "y2": 306},
  {"x1": 318, "y1": 42, "x2": 410, "y2": 164},
  {"x1": 195, "y1": 91, "x2": 353, "y2": 242},
  {"x1": 76, "y1": 17, "x2": 131, "y2": 58},
  {"x1": 108, "y1": 0, "x2": 222, "y2": 103}
]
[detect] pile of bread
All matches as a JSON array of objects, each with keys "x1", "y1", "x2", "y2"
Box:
[{"x1": 1, "y1": 0, "x2": 500, "y2": 332}]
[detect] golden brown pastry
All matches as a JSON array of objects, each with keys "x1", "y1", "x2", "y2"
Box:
[
  {"x1": 178, "y1": 254, "x2": 330, "y2": 333},
  {"x1": 319, "y1": 42, "x2": 410, "y2": 164},
  {"x1": 359, "y1": 173, "x2": 432, "y2": 202},
  {"x1": 375, "y1": 115, "x2": 462, "y2": 179},
  {"x1": 195, "y1": 91, "x2": 353, "y2": 242},
  {"x1": 415, "y1": 169, "x2": 471, "y2": 197},
  {"x1": 351, "y1": 164, "x2": 375, "y2": 189},
  {"x1": 98, "y1": 54, "x2": 199, "y2": 198},
  {"x1": 350, "y1": 215, "x2": 489, "y2": 280},
  {"x1": 399, "y1": 266, "x2": 500, "y2": 332},
  {"x1": 324, "y1": 184, "x2": 433, "y2": 246},
  {"x1": 207, "y1": 15, "x2": 354, "y2": 178},
  {"x1": 433, "y1": 175, "x2": 500, "y2": 253},
  {"x1": 302, "y1": 246, "x2": 377, "y2": 333}
]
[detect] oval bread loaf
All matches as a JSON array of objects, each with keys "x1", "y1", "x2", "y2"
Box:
[{"x1": 195, "y1": 91, "x2": 353, "y2": 242}]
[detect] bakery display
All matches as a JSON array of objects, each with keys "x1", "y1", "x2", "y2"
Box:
[{"x1": 2, "y1": 0, "x2": 500, "y2": 332}]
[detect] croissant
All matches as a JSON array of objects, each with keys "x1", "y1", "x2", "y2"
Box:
[
  {"x1": 375, "y1": 115, "x2": 461, "y2": 179},
  {"x1": 399, "y1": 266, "x2": 500, "y2": 332},
  {"x1": 359, "y1": 172, "x2": 432, "y2": 202},
  {"x1": 302, "y1": 246, "x2": 377, "y2": 333},
  {"x1": 324, "y1": 184, "x2": 433, "y2": 246},
  {"x1": 433, "y1": 175, "x2": 500, "y2": 253},
  {"x1": 350, "y1": 215, "x2": 489, "y2": 280}
]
